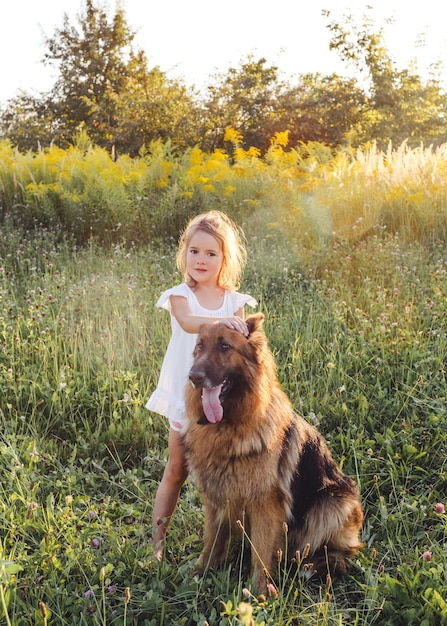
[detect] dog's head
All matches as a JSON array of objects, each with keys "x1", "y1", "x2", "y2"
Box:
[{"x1": 188, "y1": 313, "x2": 267, "y2": 424}]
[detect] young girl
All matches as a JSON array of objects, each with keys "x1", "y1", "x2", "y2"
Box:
[{"x1": 146, "y1": 210, "x2": 256, "y2": 559}]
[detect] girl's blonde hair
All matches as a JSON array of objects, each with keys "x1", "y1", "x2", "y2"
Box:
[{"x1": 176, "y1": 211, "x2": 247, "y2": 290}]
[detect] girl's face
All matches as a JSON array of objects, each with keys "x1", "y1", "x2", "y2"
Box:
[{"x1": 186, "y1": 230, "x2": 224, "y2": 287}]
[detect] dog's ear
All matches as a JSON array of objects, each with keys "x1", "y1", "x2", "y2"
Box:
[{"x1": 246, "y1": 313, "x2": 265, "y2": 335}]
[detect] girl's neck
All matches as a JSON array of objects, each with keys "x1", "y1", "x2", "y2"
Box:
[{"x1": 190, "y1": 282, "x2": 225, "y2": 310}]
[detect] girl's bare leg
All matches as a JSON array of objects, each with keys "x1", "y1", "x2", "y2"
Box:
[{"x1": 151, "y1": 428, "x2": 188, "y2": 559}]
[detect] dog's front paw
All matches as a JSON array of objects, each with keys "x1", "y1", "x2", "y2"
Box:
[{"x1": 193, "y1": 553, "x2": 206, "y2": 574}]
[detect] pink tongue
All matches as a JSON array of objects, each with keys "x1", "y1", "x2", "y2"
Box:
[{"x1": 202, "y1": 385, "x2": 223, "y2": 423}]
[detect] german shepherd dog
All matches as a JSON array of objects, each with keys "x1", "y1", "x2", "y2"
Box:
[{"x1": 183, "y1": 313, "x2": 363, "y2": 590}]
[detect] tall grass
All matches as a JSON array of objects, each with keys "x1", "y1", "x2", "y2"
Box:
[
  {"x1": 0, "y1": 138, "x2": 446, "y2": 624},
  {"x1": 1, "y1": 135, "x2": 447, "y2": 247},
  {"x1": 312, "y1": 141, "x2": 447, "y2": 243}
]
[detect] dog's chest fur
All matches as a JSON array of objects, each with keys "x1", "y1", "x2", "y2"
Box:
[{"x1": 182, "y1": 400, "x2": 301, "y2": 517}]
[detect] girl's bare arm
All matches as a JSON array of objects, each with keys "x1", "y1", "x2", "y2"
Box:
[{"x1": 170, "y1": 296, "x2": 248, "y2": 335}]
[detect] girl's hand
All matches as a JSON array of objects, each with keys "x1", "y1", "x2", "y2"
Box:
[{"x1": 219, "y1": 316, "x2": 249, "y2": 336}]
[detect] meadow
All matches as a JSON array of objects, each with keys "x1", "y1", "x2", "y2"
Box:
[{"x1": 0, "y1": 135, "x2": 446, "y2": 624}]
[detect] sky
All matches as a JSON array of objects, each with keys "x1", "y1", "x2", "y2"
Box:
[{"x1": 1, "y1": 0, "x2": 446, "y2": 104}]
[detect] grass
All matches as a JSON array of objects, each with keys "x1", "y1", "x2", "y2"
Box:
[
  {"x1": 0, "y1": 218, "x2": 446, "y2": 625},
  {"x1": 1, "y1": 136, "x2": 447, "y2": 623}
]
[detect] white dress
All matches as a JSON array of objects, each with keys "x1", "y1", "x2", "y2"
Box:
[{"x1": 145, "y1": 283, "x2": 257, "y2": 431}]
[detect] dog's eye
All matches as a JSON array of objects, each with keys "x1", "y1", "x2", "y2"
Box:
[{"x1": 220, "y1": 342, "x2": 232, "y2": 351}]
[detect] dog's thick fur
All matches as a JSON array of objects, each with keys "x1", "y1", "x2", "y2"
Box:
[{"x1": 183, "y1": 313, "x2": 363, "y2": 590}]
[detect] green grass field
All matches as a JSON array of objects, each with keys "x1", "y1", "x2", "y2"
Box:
[
  {"x1": 0, "y1": 222, "x2": 446, "y2": 625},
  {"x1": 1, "y1": 137, "x2": 447, "y2": 624}
]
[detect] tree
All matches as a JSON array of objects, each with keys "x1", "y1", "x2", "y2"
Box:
[
  {"x1": 270, "y1": 73, "x2": 366, "y2": 147},
  {"x1": 201, "y1": 57, "x2": 366, "y2": 151},
  {"x1": 202, "y1": 56, "x2": 285, "y2": 153},
  {"x1": 0, "y1": 0, "x2": 204, "y2": 154},
  {"x1": 112, "y1": 55, "x2": 204, "y2": 156},
  {"x1": 325, "y1": 10, "x2": 447, "y2": 147},
  {"x1": 0, "y1": 93, "x2": 57, "y2": 150},
  {"x1": 41, "y1": 0, "x2": 138, "y2": 148}
]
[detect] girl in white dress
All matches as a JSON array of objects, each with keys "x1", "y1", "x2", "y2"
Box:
[{"x1": 146, "y1": 211, "x2": 256, "y2": 559}]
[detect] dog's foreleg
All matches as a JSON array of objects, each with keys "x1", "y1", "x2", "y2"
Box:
[
  {"x1": 198, "y1": 499, "x2": 230, "y2": 569},
  {"x1": 246, "y1": 497, "x2": 285, "y2": 591}
]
